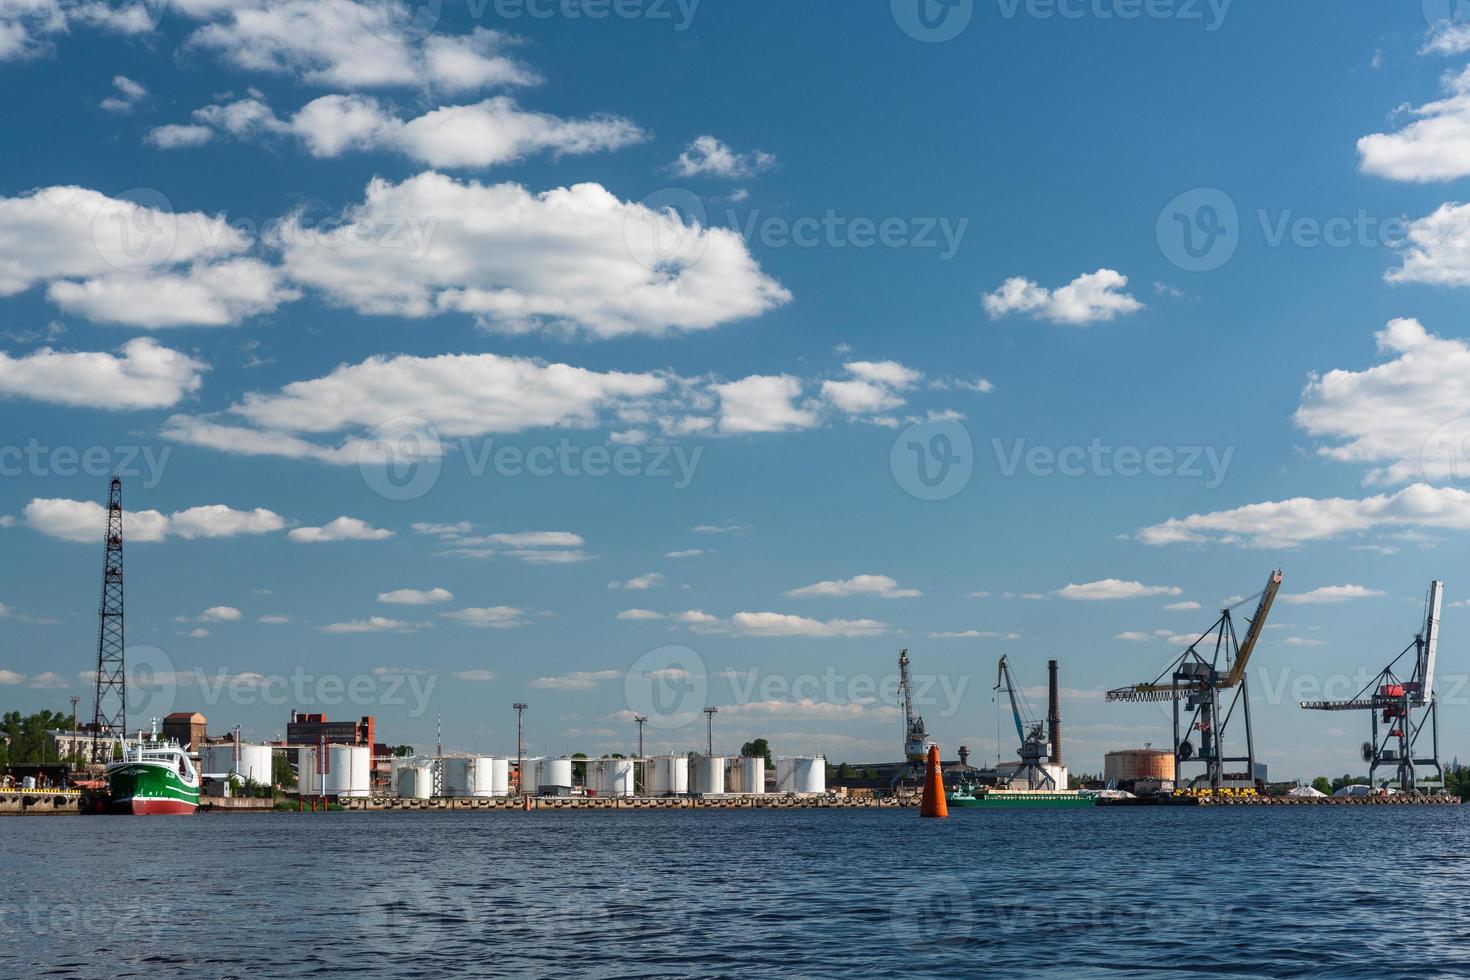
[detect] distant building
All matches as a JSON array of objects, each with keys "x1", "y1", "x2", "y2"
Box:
[
  {"x1": 286, "y1": 711, "x2": 374, "y2": 748},
  {"x1": 162, "y1": 712, "x2": 207, "y2": 749}
]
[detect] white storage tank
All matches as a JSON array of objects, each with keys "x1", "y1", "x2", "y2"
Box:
[
  {"x1": 741, "y1": 756, "x2": 766, "y2": 795},
  {"x1": 296, "y1": 746, "x2": 321, "y2": 796},
  {"x1": 694, "y1": 756, "x2": 726, "y2": 795},
  {"x1": 398, "y1": 763, "x2": 434, "y2": 800},
  {"x1": 648, "y1": 755, "x2": 688, "y2": 796},
  {"x1": 204, "y1": 743, "x2": 274, "y2": 785},
  {"x1": 519, "y1": 759, "x2": 541, "y2": 796},
  {"x1": 326, "y1": 744, "x2": 371, "y2": 798},
  {"x1": 491, "y1": 758, "x2": 510, "y2": 796},
  {"x1": 776, "y1": 756, "x2": 826, "y2": 795},
  {"x1": 543, "y1": 758, "x2": 573, "y2": 792},
  {"x1": 592, "y1": 759, "x2": 635, "y2": 797},
  {"x1": 442, "y1": 757, "x2": 470, "y2": 797}
]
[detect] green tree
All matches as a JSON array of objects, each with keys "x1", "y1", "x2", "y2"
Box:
[
  {"x1": 0, "y1": 709, "x2": 73, "y2": 765},
  {"x1": 1311, "y1": 776, "x2": 1332, "y2": 795},
  {"x1": 273, "y1": 753, "x2": 297, "y2": 789},
  {"x1": 739, "y1": 738, "x2": 774, "y2": 768},
  {"x1": 391, "y1": 745, "x2": 415, "y2": 757}
]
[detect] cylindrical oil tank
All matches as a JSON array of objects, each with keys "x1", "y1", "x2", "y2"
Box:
[
  {"x1": 648, "y1": 755, "x2": 689, "y2": 795},
  {"x1": 543, "y1": 758, "x2": 573, "y2": 792},
  {"x1": 695, "y1": 756, "x2": 726, "y2": 795},
  {"x1": 777, "y1": 757, "x2": 825, "y2": 794},
  {"x1": 296, "y1": 746, "x2": 321, "y2": 796},
  {"x1": 1103, "y1": 749, "x2": 1173, "y2": 783},
  {"x1": 520, "y1": 759, "x2": 541, "y2": 796},
  {"x1": 491, "y1": 758, "x2": 510, "y2": 796},
  {"x1": 597, "y1": 758, "x2": 635, "y2": 797},
  {"x1": 398, "y1": 763, "x2": 433, "y2": 800},
  {"x1": 204, "y1": 743, "x2": 274, "y2": 784},
  {"x1": 326, "y1": 745, "x2": 371, "y2": 797},
  {"x1": 442, "y1": 757, "x2": 471, "y2": 797},
  {"x1": 742, "y1": 756, "x2": 765, "y2": 795}
]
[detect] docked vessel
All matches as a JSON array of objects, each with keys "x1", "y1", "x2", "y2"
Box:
[
  {"x1": 947, "y1": 784, "x2": 1095, "y2": 808},
  {"x1": 104, "y1": 741, "x2": 200, "y2": 815}
]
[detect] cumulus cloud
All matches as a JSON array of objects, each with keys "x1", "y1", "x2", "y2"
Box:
[
  {"x1": 47, "y1": 259, "x2": 296, "y2": 328},
  {"x1": 378, "y1": 587, "x2": 453, "y2": 605},
  {"x1": 610, "y1": 573, "x2": 664, "y2": 590},
  {"x1": 929, "y1": 630, "x2": 1020, "y2": 639},
  {"x1": 673, "y1": 610, "x2": 889, "y2": 638},
  {"x1": 1386, "y1": 204, "x2": 1470, "y2": 287},
  {"x1": 784, "y1": 574, "x2": 921, "y2": 599},
  {"x1": 275, "y1": 171, "x2": 789, "y2": 338},
  {"x1": 711, "y1": 375, "x2": 817, "y2": 434},
  {"x1": 318, "y1": 616, "x2": 426, "y2": 633},
  {"x1": 425, "y1": 528, "x2": 590, "y2": 564},
  {"x1": 1358, "y1": 66, "x2": 1470, "y2": 182},
  {"x1": 24, "y1": 498, "x2": 284, "y2": 543},
  {"x1": 1294, "y1": 319, "x2": 1470, "y2": 484},
  {"x1": 529, "y1": 669, "x2": 620, "y2": 690},
  {"x1": 1424, "y1": 22, "x2": 1470, "y2": 56},
  {"x1": 289, "y1": 517, "x2": 393, "y2": 543},
  {"x1": 820, "y1": 361, "x2": 923, "y2": 418},
  {"x1": 159, "y1": 94, "x2": 645, "y2": 169},
  {"x1": 616, "y1": 609, "x2": 665, "y2": 620},
  {"x1": 0, "y1": 338, "x2": 206, "y2": 409},
  {"x1": 1137, "y1": 483, "x2": 1470, "y2": 549},
  {"x1": 983, "y1": 269, "x2": 1143, "y2": 325},
  {"x1": 669, "y1": 135, "x2": 775, "y2": 179},
  {"x1": 194, "y1": 606, "x2": 242, "y2": 622},
  {"x1": 1164, "y1": 601, "x2": 1202, "y2": 611},
  {"x1": 442, "y1": 606, "x2": 528, "y2": 629},
  {"x1": 1281, "y1": 585, "x2": 1386, "y2": 604},
  {"x1": 1055, "y1": 580, "x2": 1183, "y2": 601},
  {"x1": 99, "y1": 75, "x2": 146, "y2": 113}
]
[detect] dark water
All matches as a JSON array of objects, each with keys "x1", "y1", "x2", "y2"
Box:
[{"x1": 3, "y1": 806, "x2": 1467, "y2": 978}]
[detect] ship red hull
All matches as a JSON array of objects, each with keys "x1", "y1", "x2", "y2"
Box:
[{"x1": 108, "y1": 796, "x2": 197, "y2": 815}]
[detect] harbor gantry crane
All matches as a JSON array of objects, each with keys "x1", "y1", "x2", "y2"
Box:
[
  {"x1": 1301, "y1": 580, "x2": 1445, "y2": 793},
  {"x1": 1107, "y1": 570, "x2": 1283, "y2": 795},
  {"x1": 994, "y1": 656, "x2": 1055, "y2": 789},
  {"x1": 894, "y1": 649, "x2": 935, "y2": 786}
]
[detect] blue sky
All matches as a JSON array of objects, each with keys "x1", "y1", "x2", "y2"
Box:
[{"x1": 3, "y1": 0, "x2": 1470, "y2": 779}]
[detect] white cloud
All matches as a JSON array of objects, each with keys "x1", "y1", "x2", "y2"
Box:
[
  {"x1": 669, "y1": 135, "x2": 776, "y2": 179},
  {"x1": 983, "y1": 269, "x2": 1143, "y2": 325},
  {"x1": 820, "y1": 361, "x2": 923, "y2": 418},
  {"x1": 929, "y1": 630, "x2": 1020, "y2": 639},
  {"x1": 675, "y1": 610, "x2": 889, "y2": 638},
  {"x1": 1138, "y1": 483, "x2": 1470, "y2": 549},
  {"x1": 486, "y1": 531, "x2": 582, "y2": 549},
  {"x1": 0, "y1": 669, "x2": 23, "y2": 685},
  {"x1": 419, "y1": 526, "x2": 590, "y2": 564},
  {"x1": 529, "y1": 669, "x2": 621, "y2": 690},
  {"x1": 692, "y1": 522, "x2": 747, "y2": 535},
  {"x1": 1294, "y1": 319, "x2": 1470, "y2": 484},
  {"x1": 318, "y1": 616, "x2": 426, "y2": 633},
  {"x1": 180, "y1": 628, "x2": 210, "y2": 638},
  {"x1": 47, "y1": 259, "x2": 295, "y2": 328},
  {"x1": 610, "y1": 572, "x2": 664, "y2": 590},
  {"x1": 275, "y1": 172, "x2": 789, "y2": 337},
  {"x1": 0, "y1": 338, "x2": 206, "y2": 409},
  {"x1": 166, "y1": 94, "x2": 645, "y2": 169},
  {"x1": 1055, "y1": 579, "x2": 1182, "y2": 601},
  {"x1": 442, "y1": 606, "x2": 528, "y2": 629},
  {"x1": 28, "y1": 671, "x2": 68, "y2": 689},
  {"x1": 1386, "y1": 204, "x2": 1470, "y2": 288},
  {"x1": 24, "y1": 498, "x2": 284, "y2": 543},
  {"x1": 258, "y1": 614, "x2": 291, "y2": 624},
  {"x1": 712, "y1": 375, "x2": 817, "y2": 434},
  {"x1": 378, "y1": 587, "x2": 454, "y2": 605},
  {"x1": 196, "y1": 606, "x2": 242, "y2": 622},
  {"x1": 616, "y1": 609, "x2": 665, "y2": 620},
  {"x1": 784, "y1": 574, "x2": 921, "y2": 599},
  {"x1": 1284, "y1": 636, "x2": 1325, "y2": 646},
  {"x1": 665, "y1": 549, "x2": 705, "y2": 558},
  {"x1": 99, "y1": 75, "x2": 146, "y2": 113},
  {"x1": 189, "y1": 6, "x2": 537, "y2": 90},
  {"x1": 1358, "y1": 66, "x2": 1470, "y2": 182},
  {"x1": 1115, "y1": 631, "x2": 1152, "y2": 642},
  {"x1": 288, "y1": 517, "x2": 393, "y2": 543},
  {"x1": 1281, "y1": 585, "x2": 1385, "y2": 605},
  {"x1": 1424, "y1": 22, "x2": 1470, "y2": 56},
  {"x1": 1164, "y1": 601, "x2": 1202, "y2": 611}
]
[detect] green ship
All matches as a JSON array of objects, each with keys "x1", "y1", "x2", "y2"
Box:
[
  {"x1": 946, "y1": 785, "x2": 1096, "y2": 808},
  {"x1": 104, "y1": 741, "x2": 200, "y2": 815}
]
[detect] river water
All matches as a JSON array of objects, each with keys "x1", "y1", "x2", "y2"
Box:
[{"x1": 3, "y1": 806, "x2": 1466, "y2": 978}]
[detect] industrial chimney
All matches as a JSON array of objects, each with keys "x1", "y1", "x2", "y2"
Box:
[
  {"x1": 958, "y1": 745, "x2": 970, "y2": 769},
  {"x1": 1047, "y1": 659, "x2": 1061, "y2": 765}
]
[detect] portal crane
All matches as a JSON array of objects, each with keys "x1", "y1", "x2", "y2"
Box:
[
  {"x1": 899, "y1": 649, "x2": 932, "y2": 766},
  {"x1": 1301, "y1": 580, "x2": 1445, "y2": 793},
  {"x1": 995, "y1": 656, "x2": 1055, "y2": 789},
  {"x1": 1107, "y1": 569, "x2": 1283, "y2": 794}
]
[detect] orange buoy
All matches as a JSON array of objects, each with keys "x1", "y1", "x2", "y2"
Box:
[{"x1": 920, "y1": 744, "x2": 948, "y2": 818}]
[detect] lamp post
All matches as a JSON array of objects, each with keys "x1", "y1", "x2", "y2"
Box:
[
  {"x1": 634, "y1": 715, "x2": 647, "y2": 794},
  {"x1": 513, "y1": 703, "x2": 528, "y2": 796}
]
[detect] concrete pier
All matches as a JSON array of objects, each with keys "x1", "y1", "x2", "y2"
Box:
[{"x1": 0, "y1": 790, "x2": 82, "y2": 815}]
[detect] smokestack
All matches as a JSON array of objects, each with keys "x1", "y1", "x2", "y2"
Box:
[
  {"x1": 958, "y1": 745, "x2": 970, "y2": 769},
  {"x1": 1047, "y1": 659, "x2": 1061, "y2": 765}
]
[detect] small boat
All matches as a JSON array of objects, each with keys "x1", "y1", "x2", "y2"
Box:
[
  {"x1": 946, "y1": 783, "x2": 1095, "y2": 808},
  {"x1": 105, "y1": 740, "x2": 200, "y2": 815}
]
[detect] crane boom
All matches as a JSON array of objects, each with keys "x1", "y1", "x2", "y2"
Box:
[
  {"x1": 1221, "y1": 569, "x2": 1283, "y2": 688},
  {"x1": 995, "y1": 656, "x2": 1027, "y2": 744}
]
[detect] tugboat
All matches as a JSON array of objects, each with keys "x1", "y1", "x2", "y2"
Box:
[{"x1": 104, "y1": 735, "x2": 200, "y2": 815}]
